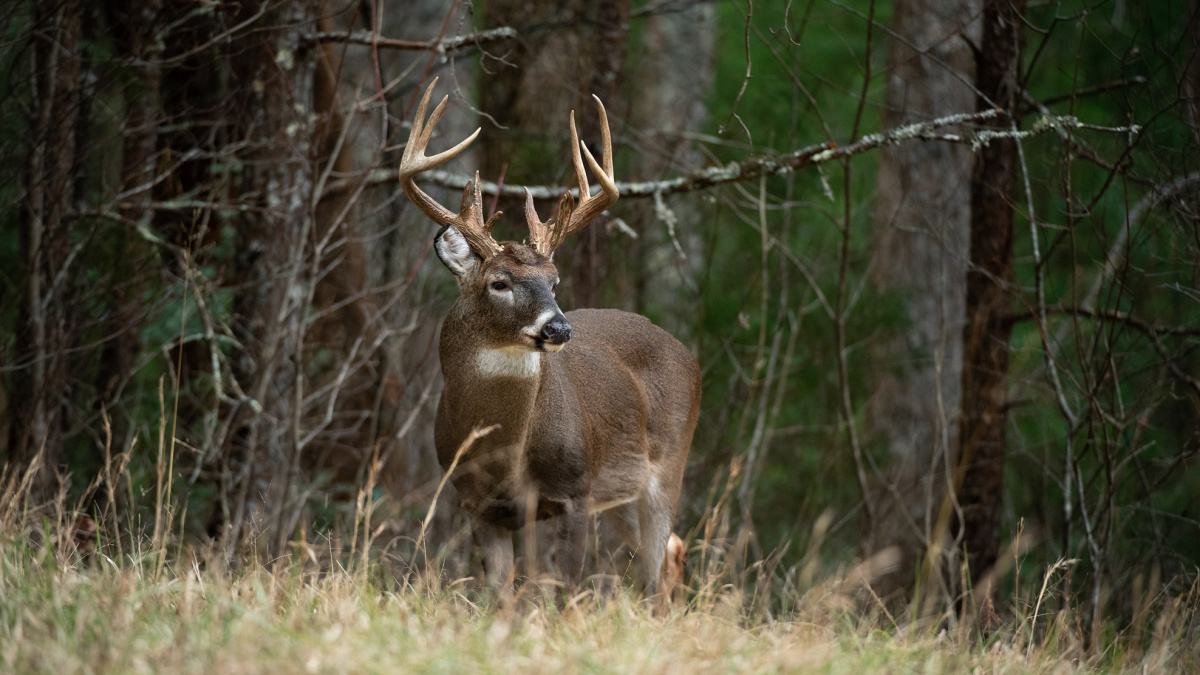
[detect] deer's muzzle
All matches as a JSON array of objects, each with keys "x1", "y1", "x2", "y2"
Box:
[{"x1": 538, "y1": 314, "x2": 572, "y2": 350}]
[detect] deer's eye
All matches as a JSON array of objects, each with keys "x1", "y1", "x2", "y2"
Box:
[{"x1": 491, "y1": 281, "x2": 508, "y2": 291}]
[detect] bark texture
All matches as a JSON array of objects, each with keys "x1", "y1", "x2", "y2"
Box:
[
  {"x1": 9, "y1": 0, "x2": 84, "y2": 497},
  {"x1": 222, "y1": 0, "x2": 319, "y2": 548},
  {"x1": 622, "y1": 2, "x2": 714, "y2": 320},
  {"x1": 97, "y1": 0, "x2": 164, "y2": 440},
  {"x1": 866, "y1": 0, "x2": 979, "y2": 595},
  {"x1": 570, "y1": 0, "x2": 630, "y2": 309},
  {"x1": 1187, "y1": 0, "x2": 1200, "y2": 148},
  {"x1": 478, "y1": 0, "x2": 630, "y2": 310},
  {"x1": 956, "y1": 0, "x2": 1026, "y2": 585}
]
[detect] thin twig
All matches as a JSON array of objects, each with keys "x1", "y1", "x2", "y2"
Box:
[
  {"x1": 719, "y1": 0, "x2": 754, "y2": 140},
  {"x1": 836, "y1": 0, "x2": 878, "y2": 532}
]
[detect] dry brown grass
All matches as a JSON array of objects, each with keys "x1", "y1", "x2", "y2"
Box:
[
  {"x1": 3, "y1": 439, "x2": 1198, "y2": 674},
  {"x1": 2, "y1": 499, "x2": 1198, "y2": 674}
]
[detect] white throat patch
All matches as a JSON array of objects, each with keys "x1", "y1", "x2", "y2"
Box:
[{"x1": 475, "y1": 347, "x2": 541, "y2": 378}]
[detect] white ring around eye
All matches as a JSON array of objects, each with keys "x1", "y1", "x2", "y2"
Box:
[{"x1": 490, "y1": 280, "x2": 514, "y2": 303}]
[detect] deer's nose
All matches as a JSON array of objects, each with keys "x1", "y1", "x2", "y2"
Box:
[{"x1": 540, "y1": 316, "x2": 572, "y2": 344}]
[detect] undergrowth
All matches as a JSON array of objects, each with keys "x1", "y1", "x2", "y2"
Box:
[{"x1": 2, "y1": 470, "x2": 1198, "y2": 675}]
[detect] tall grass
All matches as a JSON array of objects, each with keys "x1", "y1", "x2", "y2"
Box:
[{"x1": 2, "y1": 445, "x2": 1198, "y2": 674}]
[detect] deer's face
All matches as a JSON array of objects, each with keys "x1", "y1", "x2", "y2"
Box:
[{"x1": 435, "y1": 225, "x2": 571, "y2": 352}]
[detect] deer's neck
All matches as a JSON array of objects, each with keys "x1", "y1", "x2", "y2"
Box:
[
  {"x1": 473, "y1": 346, "x2": 541, "y2": 379},
  {"x1": 437, "y1": 311, "x2": 549, "y2": 454}
]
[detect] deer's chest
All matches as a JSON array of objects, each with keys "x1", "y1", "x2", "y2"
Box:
[{"x1": 433, "y1": 369, "x2": 589, "y2": 529}]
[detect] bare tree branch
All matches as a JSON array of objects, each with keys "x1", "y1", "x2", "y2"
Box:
[
  {"x1": 323, "y1": 109, "x2": 1140, "y2": 201},
  {"x1": 1006, "y1": 305, "x2": 1200, "y2": 337},
  {"x1": 304, "y1": 26, "x2": 517, "y2": 54},
  {"x1": 1032, "y1": 76, "x2": 1147, "y2": 108}
]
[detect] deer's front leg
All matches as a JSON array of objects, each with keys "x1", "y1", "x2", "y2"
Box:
[
  {"x1": 556, "y1": 497, "x2": 589, "y2": 589},
  {"x1": 473, "y1": 521, "x2": 514, "y2": 590}
]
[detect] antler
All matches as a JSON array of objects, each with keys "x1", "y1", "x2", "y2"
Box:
[
  {"x1": 524, "y1": 95, "x2": 619, "y2": 257},
  {"x1": 399, "y1": 78, "x2": 503, "y2": 259}
]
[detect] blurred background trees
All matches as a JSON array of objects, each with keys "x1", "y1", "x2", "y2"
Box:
[{"x1": 2, "y1": 0, "x2": 1198, "y2": 628}]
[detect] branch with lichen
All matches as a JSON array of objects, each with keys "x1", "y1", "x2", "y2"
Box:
[
  {"x1": 321, "y1": 108, "x2": 1140, "y2": 201},
  {"x1": 304, "y1": 26, "x2": 517, "y2": 56}
]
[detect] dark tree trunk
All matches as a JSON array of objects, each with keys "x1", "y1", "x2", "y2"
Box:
[
  {"x1": 9, "y1": 0, "x2": 84, "y2": 498},
  {"x1": 305, "y1": 11, "x2": 376, "y2": 481},
  {"x1": 866, "y1": 0, "x2": 979, "y2": 596},
  {"x1": 570, "y1": 0, "x2": 630, "y2": 309},
  {"x1": 955, "y1": 0, "x2": 1026, "y2": 586},
  {"x1": 478, "y1": 0, "x2": 630, "y2": 310},
  {"x1": 97, "y1": 0, "x2": 164, "y2": 429},
  {"x1": 1186, "y1": 0, "x2": 1200, "y2": 146}
]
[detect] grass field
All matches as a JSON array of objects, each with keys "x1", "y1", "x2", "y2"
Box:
[
  {"x1": 3, "y1": 512, "x2": 1198, "y2": 675},
  {"x1": 1, "y1": 442, "x2": 1196, "y2": 675}
]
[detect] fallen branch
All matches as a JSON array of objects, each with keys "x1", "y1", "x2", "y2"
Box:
[{"x1": 322, "y1": 109, "x2": 1139, "y2": 201}]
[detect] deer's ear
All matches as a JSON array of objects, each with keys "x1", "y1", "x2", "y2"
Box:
[{"x1": 434, "y1": 225, "x2": 480, "y2": 278}]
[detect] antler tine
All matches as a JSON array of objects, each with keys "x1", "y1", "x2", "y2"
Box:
[
  {"x1": 450, "y1": 171, "x2": 502, "y2": 258},
  {"x1": 400, "y1": 79, "x2": 478, "y2": 177},
  {"x1": 565, "y1": 95, "x2": 618, "y2": 234},
  {"x1": 398, "y1": 79, "x2": 501, "y2": 259},
  {"x1": 596, "y1": 94, "x2": 614, "y2": 177},
  {"x1": 525, "y1": 95, "x2": 619, "y2": 257},
  {"x1": 569, "y1": 109, "x2": 589, "y2": 207},
  {"x1": 525, "y1": 187, "x2": 575, "y2": 256},
  {"x1": 524, "y1": 188, "x2": 545, "y2": 251}
]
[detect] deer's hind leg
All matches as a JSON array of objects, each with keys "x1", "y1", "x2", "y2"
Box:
[
  {"x1": 603, "y1": 501, "x2": 642, "y2": 581},
  {"x1": 602, "y1": 484, "x2": 672, "y2": 596},
  {"x1": 634, "y1": 474, "x2": 673, "y2": 596}
]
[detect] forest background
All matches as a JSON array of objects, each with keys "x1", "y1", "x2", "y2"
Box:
[{"x1": 2, "y1": 0, "x2": 1200, "y2": 662}]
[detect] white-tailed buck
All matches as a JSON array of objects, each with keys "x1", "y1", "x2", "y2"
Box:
[{"x1": 399, "y1": 80, "x2": 700, "y2": 597}]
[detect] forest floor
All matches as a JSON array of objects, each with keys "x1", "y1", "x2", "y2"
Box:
[{"x1": 2, "y1": 528, "x2": 1197, "y2": 675}]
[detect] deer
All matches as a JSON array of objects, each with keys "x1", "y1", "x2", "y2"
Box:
[{"x1": 397, "y1": 80, "x2": 700, "y2": 599}]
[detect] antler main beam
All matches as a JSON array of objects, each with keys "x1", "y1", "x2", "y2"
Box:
[
  {"x1": 398, "y1": 78, "x2": 502, "y2": 259},
  {"x1": 398, "y1": 80, "x2": 620, "y2": 260},
  {"x1": 525, "y1": 96, "x2": 619, "y2": 257}
]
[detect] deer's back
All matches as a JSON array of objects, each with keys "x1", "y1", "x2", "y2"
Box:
[{"x1": 560, "y1": 308, "x2": 698, "y2": 388}]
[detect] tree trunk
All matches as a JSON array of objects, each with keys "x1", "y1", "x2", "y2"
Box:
[
  {"x1": 621, "y1": 2, "x2": 714, "y2": 320},
  {"x1": 9, "y1": 0, "x2": 84, "y2": 499},
  {"x1": 865, "y1": 0, "x2": 979, "y2": 597},
  {"x1": 478, "y1": 0, "x2": 630, "y2": 309},
  {"x1": 97, "y1": 0, "x2": 164, "y2": 438},
  {"x1": 222, "y1": 0, "x2": 319, "y2": 550},
  {"x1": 304, "y1": 10, "x2": 377, "y2": 483},
  {"x1": 955, "y1": 0, "x2": 1026, "y2": 590},
  {"x1": 1186, "y1": 0, "x2": 1200, "y2": 148},
  {"x1": 570, "y1": 0, "x2": 630, "y2": 309}
]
